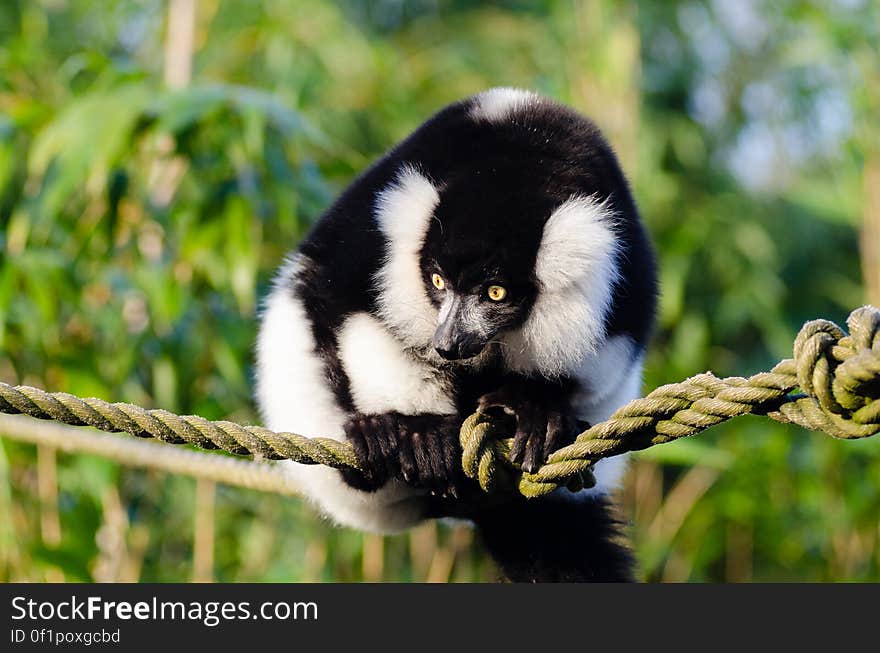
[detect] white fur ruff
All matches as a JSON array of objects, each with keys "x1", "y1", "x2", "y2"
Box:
[
  {"x1": 502, "y1": 195, "x2": 620, "y2": 378},
  {"x1": 373, "y1": 165, "x2": 441, "y2": 348}
]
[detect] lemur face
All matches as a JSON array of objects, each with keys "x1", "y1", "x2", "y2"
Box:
[
  {"x1": 419, "y1": 162, "x2": 551, "y2": 360},
  {"x1": 422, "y1": 256, "x2": 536, "y2": 360}
]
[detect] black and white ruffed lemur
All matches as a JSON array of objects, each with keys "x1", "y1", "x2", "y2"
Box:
[{"x1": 255, "y1": 88, "x2": 658, "y2": 582}]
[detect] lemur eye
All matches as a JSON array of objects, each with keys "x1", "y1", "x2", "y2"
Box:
[
  {"x1": 431, "y1": 273, "x2": 446, "y2": 290},
  {"x1": 487, "y1": 285, "x2": 507, "y2": 302}
]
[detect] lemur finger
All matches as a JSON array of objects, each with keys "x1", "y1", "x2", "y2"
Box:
[
  {"x1": 438, "y1": 427, "x2": 464, "y2": 498},
  {"x1": 343, "y1": 416, "x2": 366, "y2": 456},
  {"x1": 509, "y1": 399, "x2": 537, "y2": 465},
  {"x1": 340, "y1": 417, "x2": 382, "y2": 491},
  {"x1": 411, "y1": 431, "x2": 433, "y2": 490},
  {"x1": 361, "y1": 416, "x2": 392, "y2": 488},
  {"x1": 395, "y1": 423, "x2": 418, "y2": 484},
  {"x1": 374, "y1": 414, "x2": 401, "y2": 467},
  {"x1": 359, "y1": 417, "x2": 380, "y2": 466},
  {"x1": 423, "y1": 429, "x2": 447, "y2": 494},
  {"x1": 367, "y1": 414, "x2": 401, "y2": 486},
  {"x1": 543, "y1": 411, "x2": 567, "y2": 459},
  {"x1": 518, "y1": 409, "x2": 548, "y2": 474},
  {"x1": 510, "y1": 425, "x2": 529, "y2": 467},
  {"x1": 522, "y1": 431, "x2": 546, "y2": 474},
  {"x1": 439, "y1": 426, "x2": 460, "y2": 476}
]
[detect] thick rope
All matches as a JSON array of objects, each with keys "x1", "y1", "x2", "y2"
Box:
[
  {"x1": 0, "y1": 383, "x2": 361, "y2": 470},
  {"x1": 0, "y1": 414, "x2": 302, "y2": 496},
  {"x1": 1, "y1": 306, "x2": 878, "y2": 499}
]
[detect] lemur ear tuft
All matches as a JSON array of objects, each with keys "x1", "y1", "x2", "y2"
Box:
[
  {"x1": 372, "y1": 164, "x2": 442, "y2": 348},
  {"x1": 374, "y1": 165, "x2": 440, "y2": 247},
  {"x1": 534, "y1": 195, "x2": 620, "y2": 293},
  {"x1": 469, "y1": 87, "x2": 541, "y2": 123}
]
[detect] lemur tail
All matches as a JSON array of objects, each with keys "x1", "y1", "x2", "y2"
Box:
[{"x1": 471, "y1": 494, "x2": 636, "y2": 582}]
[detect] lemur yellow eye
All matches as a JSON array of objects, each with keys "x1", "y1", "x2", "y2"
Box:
[
  {"x1": 431, "y1": 273, "x2": 446, "y2": 290},
  {"x1": 487, "y1": 285, "x2": 507, "y2": 302}
]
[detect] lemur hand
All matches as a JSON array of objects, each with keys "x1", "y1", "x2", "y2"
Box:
[
  {"x1": 477, "y1": 380, "x2": 582, "y2": 473},
  {"x1": 340, "y1": 412, "x2": 470, "y2": 498}
]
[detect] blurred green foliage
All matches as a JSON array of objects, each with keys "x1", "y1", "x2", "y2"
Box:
[{"x1": 0, "y1": 0, "x2": 878, "y2": 582}]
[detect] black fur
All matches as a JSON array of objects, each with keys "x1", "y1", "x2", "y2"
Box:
[
  {"x1": 273, "y1": 90, "x2": 657, "y2": 582},
  {"x1": 472, "y1": 495, "x2": 636, "y2": 582}
]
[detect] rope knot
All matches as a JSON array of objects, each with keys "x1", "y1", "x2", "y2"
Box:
[
  {"x1": 458, "y1": 412, "x2": 597, "y2": 497},
  {"x1": 458, "y1": 306, "x2": 880, "y2": 498},
  {"x1": 459, "y1": 413, "x2": 512, "y2": 494},
  {"x1": 789, "y1": 306, "x2": 880, "y2": 436}
]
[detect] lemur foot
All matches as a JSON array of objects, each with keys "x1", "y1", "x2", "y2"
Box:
[
  {"x1": 340, "y1": 412, "x2": 471, "y2": 498},
  {"x1": 477, "y1": 382, "x2": 582, "y2": 473}
]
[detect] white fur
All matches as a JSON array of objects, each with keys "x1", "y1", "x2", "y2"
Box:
[
  {"x1": 373, "y1": 165, "x2": 442, "y2": 347},
  {"x1": 470, "y1": 87, "x2": 540, "y2": 122},
  {"x1": 337, "y1": 312, "x2": 455, "y2": 415},
  {"x1": 502, "y1": 195, "x2": 620, "y2": 378},
  {"x1": 255, "y1": 259, "x2": 426, "y2": 532},
  {"x1": 574, "y1": 334, "x2": 640, "y2": 412}
]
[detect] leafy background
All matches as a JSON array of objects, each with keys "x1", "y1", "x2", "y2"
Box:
[{"x1": 0, "y1": 0, "x2": 878, "y2": 582}]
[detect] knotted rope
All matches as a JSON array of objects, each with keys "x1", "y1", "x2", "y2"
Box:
[
  {"x1": 1, "y1": 306, "x2": 878, "y2": 499},
  {"x1": 462, "y1": 305, "x2": 880, "y2": 496}
]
